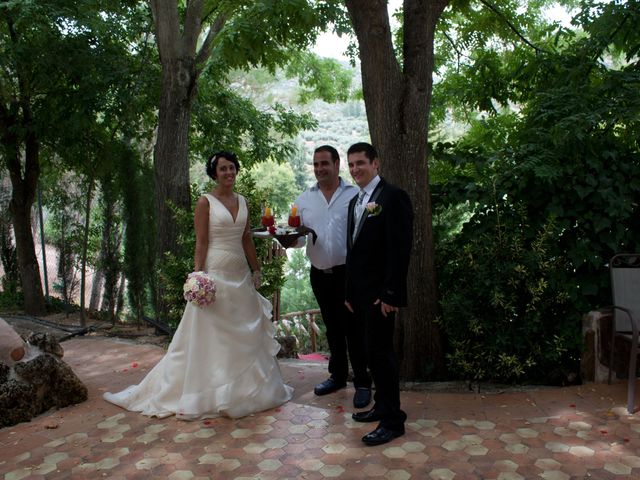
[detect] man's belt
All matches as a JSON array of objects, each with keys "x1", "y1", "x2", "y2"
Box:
[{"x1": 314, "y1": 264, "x2": 345, "y2": 274}]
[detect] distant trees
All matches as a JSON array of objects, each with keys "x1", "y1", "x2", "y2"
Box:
[{"x1": 0, "y1": 1, "x2": 154, "y2": 315}]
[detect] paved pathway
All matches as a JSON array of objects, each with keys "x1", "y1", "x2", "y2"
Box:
[{"x1": 1, "y1": 337, "x2": 639, "y2": 479}]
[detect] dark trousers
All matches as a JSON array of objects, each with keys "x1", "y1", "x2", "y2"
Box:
[
  {"x1": 310, "y1": 265, "x2": 370, "y2": 388},
  {"x1": 355, "y1": 302, "x2": 406, "y2": 429}
]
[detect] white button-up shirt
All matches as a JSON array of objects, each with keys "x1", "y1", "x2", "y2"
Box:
[
  {"x1": 354, "y1": 175, "x2": 381, "y2": 222},
  {"x1": 359, "y1": 175, "x2": 381, "y2": 206},
  {"x1": 294, "y1": 178, "x2": 358, "y2": 269}
]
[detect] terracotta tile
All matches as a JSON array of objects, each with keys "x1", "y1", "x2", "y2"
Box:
[{"x1": 5, "y1": 337, "x2": 640, "y2": 480}]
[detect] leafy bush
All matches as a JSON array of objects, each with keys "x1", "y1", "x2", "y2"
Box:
[
  {"x1": 438, "y1": 198, "x2": 582, "y2": 384},
  {"x1": 280, "y1": 249, "x2": 318, "y2": 314}
]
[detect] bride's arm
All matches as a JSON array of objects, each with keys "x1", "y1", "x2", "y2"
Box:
[
  {"x1": 242, "y1": 215, "x2": 261, "y2": 274},
  {"x1": 194, "y1": 196, "x2": 209, "y2": 271}
]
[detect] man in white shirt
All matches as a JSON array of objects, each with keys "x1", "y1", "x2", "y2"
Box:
[{"x1": 294, "y1": 145, "x2": 372, "y2": 409}]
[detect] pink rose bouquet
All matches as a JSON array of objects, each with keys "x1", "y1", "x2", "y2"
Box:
[{"x1": 183, "y1": 271, "x2": 217, "y2": 307}]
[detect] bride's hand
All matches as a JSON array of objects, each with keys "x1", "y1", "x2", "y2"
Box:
[{"x1": 252, "y1": 271, "x2": 262, "y2": 289}]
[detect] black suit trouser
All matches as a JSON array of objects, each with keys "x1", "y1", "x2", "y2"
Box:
[
  {"x1": 355, "y1": 302, "x2": 406, "y2": 430},
  {"x1": 310, "y1": 265, "x2": 370, "y2": 388}
]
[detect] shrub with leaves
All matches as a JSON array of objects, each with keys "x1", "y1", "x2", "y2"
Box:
[{"x1": 438, "y1": 198, "x2": 581, "y2": 384}]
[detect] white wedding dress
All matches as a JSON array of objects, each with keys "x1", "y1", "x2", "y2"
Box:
[{"x1": 104, "y1": 193, "x2": 293, "y2": 419}]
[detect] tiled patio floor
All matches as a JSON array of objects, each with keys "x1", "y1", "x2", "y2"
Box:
[{"x1": 1, "y1": 337, "x2": 640, "y2": 479}]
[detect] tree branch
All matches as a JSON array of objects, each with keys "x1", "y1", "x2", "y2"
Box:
[
  {"x1": 479, "y1": 0, "x2": 551, "y2": 55},
  {"x1": 195, "y1": 12, "x2": 227, "y2": 69},
  {"x1": 184, "y1": 0, "x2": 205, "y2": 56},
  {"x1": 442, "y1": 30, "x2": 467, "y2": 71},
  {"x1": 148, "y1": 0, "x2": 181, "y2": 60}
]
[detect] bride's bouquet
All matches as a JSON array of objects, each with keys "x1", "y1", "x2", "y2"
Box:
[{"x1": 183, "y1": 271, "x2": 217, "y2": 307}]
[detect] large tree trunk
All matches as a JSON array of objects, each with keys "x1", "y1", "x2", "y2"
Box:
[
  {"x1": 1, "y1": 15, "x2": 46, "y2": 315},
  {"x1": 11, "y1": 197, "x2": 46, "y2": 315},
  {"x1": 99, "y1": 186, "x2": 121, "y2": 325},
  {"x1": 153, "y1": 63, "x2": 194, "y2": 260},
  {"x1": 345, "y1": 0, "x2": 449, "y2": 379},
  {"x1": 3, "y1": 125, "x2": 46, "y2": 315},
  {"x1": 148, "y1": 0, "x2": 226, "y2": 322}
]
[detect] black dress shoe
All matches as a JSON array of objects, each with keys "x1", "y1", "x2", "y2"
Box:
[
  {"x1": 352, "y1": 408, "x2": 382, "y2": 423},
  {"x1": 362, "y1": 425, "x2": 405, "y2": 446},
  {"x1": 314, "y1": 378, "x2": 346, "y2": 396},
  {"x1": 353, "y1": 388, "x2": 372, "y2": 409}
]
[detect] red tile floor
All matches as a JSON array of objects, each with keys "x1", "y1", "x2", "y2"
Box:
[{"x1": 1, "y1": 337, "x2": 640, "y2": 479}]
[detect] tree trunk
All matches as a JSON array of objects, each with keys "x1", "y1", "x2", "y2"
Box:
[
  {"x1": 11, "y1": 200, "x2": 46, "y2": 314},
  {"x1": 153, "y1": 62, "x2": 194, "y2": 259},
  {"x1": 116, "y1": 271, "x2": 126, "y2": 324},
  {"x1": 79, "y1": 175, "x2": 95, "y2": 327},
  {"x1": 100, "y1": 190, "x2": 121, "y2": 325},
  {"x1": 149, "y1": 0, "x2": 200, "y2": 323},
  {"x1": 89, "y1": 270, "x2": 103, "y2": 311},
  {"x1": 345, "y1": 0, "x2": 449, "y2": 379},
  {"x1": 3, "y1": 127, "x2": 46, "y2": 315},
  {"x1": 1, "y1": 15, "x2": 46, "y2": 315}
]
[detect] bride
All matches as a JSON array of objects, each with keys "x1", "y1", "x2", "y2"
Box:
[{"x1": 104, "y1": 151, "x2": 293, "y2": 419}]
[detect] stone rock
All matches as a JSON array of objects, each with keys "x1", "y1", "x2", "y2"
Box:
[
  {"x1": 0, "y1": 376, "x2": 38, "y2": 428},
  {"x1": 0, "y1": 333, "x2": 87, "y2": 428},
  {"x1": 0, "y1": 362, "x2": 9, "y2": 383},
  {"x1": 276, "y1": 335, "x2": 298, "y2": 358},
  {"x1": 26, "y1": 332, "x2": 64, "y2": 358}
]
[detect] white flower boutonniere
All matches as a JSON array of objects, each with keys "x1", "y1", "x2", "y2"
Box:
[{"x1": 365, "y1": 202, "x2": 382, "y2": 216}]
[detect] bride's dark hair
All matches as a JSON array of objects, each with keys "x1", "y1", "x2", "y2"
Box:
[{"x1": 206, "y1": 151, "x2": 240, "y2": 180}]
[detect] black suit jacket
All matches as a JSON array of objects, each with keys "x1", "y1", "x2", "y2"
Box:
[{"x1": 345, "y1": 178, "x2": 413, "y2": 308}]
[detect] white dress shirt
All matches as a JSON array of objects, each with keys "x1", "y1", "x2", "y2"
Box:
[
  {"x1": 358, "y1": 175, "x2": 381, "y2": 207},
  {"x1": 294, "y1": 178, "x2": 358, "y2": 269}
]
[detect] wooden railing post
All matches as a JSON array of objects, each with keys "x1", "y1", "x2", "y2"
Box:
[{"x1": 307, "y1": 312, "x2": 317, "y2": 352}]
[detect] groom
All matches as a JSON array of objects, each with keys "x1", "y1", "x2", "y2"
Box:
[{"x1": 345, "y1": 142, "x2": 413, "y2": 446}]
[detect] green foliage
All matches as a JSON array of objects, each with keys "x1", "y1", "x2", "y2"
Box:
[
  {"x1": 95, "y1": 177, "x2": 123, "y2": 322},
  {"x1": 280, "y1": 249, "x2": 318, "y2": 313},
  {"x1": 157, "y1": 197, "x2": 196, "y2": 328},
  {"x1": 248, "y1": 160, "x2": 298, "y2": 218},
  {"x1": 190, "y1": 74, "x2": 317, "y2": 172},
  {"x1": 119, "y1": 149, "x2": 155, "y2": 324},
  {"x1": 432, "y1": 0, "x2": 566, "y2": 125},
  {"x1": 0, "y1": 290, "x2": 22, "y2": 311},
  {"x1": 438, "y1": 200, "x2": 581, "y2": 383},
  {"x1": 284, "y1": 52, "x2": 353, "y2": 104},
  {"x1": 433, "y1": 0, "x2": 640, "y2": 383},
  {"x1": 43, "y1": 173, "x2": 87, "y2": 304},
  {"x1": 211, "y1": 0, "x2": 348, "y2": 72},
  {"x1": 238, "y1": 174, "x2": 287, "y2": 300}
]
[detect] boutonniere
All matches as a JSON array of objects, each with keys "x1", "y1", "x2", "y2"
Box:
[{"x1": 365, "y1": 202, "x2": 382, "y2": 216}]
